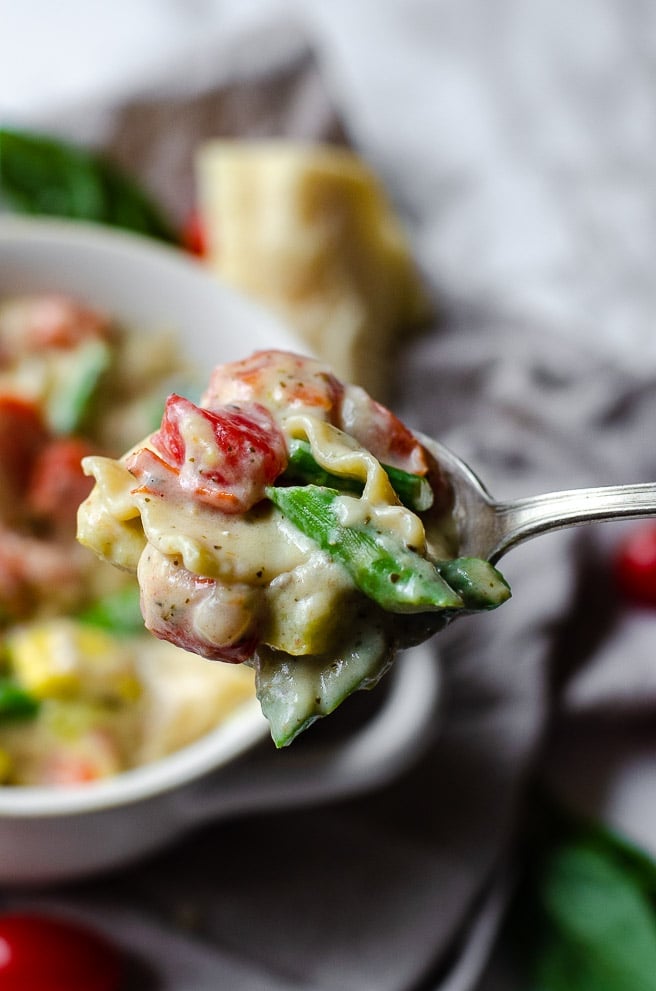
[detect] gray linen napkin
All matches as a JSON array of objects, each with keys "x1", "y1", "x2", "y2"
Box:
[{"x1": 3, "y1": 3, "x2": 656, "y2": 990}]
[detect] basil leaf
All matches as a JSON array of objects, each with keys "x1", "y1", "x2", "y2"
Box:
[
  {"x1": 0, "y1": 127, "x2": 177, "y2": 242},
  {"x1": 503, "y1": 799, "x2": 656, "y2": 991},
  {"x1": 536, "y1": 842, "x2": 656, "y2": 991}
]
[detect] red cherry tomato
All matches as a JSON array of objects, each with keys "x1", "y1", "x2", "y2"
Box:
[
  {"x1": 614, "y1": 523, "x2": 656, "y2": 606},
  {"x1": 181, "y1": 209, "x2": 207, "y2": 256},
  {"x1": 0, "y1": 912, "x2": 122, "y2": 991}
]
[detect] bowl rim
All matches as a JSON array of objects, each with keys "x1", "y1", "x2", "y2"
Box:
[
  {"x1": 0, "y1": 701, "x2": 270, "y2": 818},
  {"x1": 0, "y1": 214, "x2": 304, "y2": 353}
]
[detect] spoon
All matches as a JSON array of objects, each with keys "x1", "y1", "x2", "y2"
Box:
[{"x1": 419, "y1": 433, "x2": 656, "y2": 564}]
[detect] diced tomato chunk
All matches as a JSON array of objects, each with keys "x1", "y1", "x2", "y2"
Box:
[
  {"x1": 27, "y1": 437, "x2": 96, "y2": 531},
  {"x1": 147, "y1": 589, "x2": 258, "y2": 663},
  {"x1": 137, "y1": 548, "x2": 259, "y2": 662},
  {"x1": 202, "y1": 350, "x2": 344, "y2": 414},
  {"x1": 147, "y1": 394, "x2": 287, "y2": 512},
  {"x1": 201, "y1": 350, "x2": 428, "y2": 474},
  {"x1": 182, "y1": 209, "x2": 208, "y2": 256},
  {"x1": 339, "y1": 390, "x2": 429, "y2": 475},
  {"x1": 22, "y1": 294, "x2": 111, "y2": 350},
  {"x1": 0, "y1": 527, "x2": 84, "y2": 621},
  {"x1": 0, "y1": 396, "x2": 50, "y2": 524}
]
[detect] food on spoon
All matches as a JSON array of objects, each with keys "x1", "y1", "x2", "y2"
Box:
[
  {"x1": 0, "y1": 293, "x2": 256, "y2": 786},
  {"x1": 195, "y1": 141, "x2": 431, "y2": 398},
  {"x1": 78, "y1": 349, "x2": 510, "y2": 746}
]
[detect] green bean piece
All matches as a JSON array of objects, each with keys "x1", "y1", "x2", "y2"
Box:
[
  {"x1": 281, "y1": 439, "x2": 434, "y2": 512},
  {"x1": 266, "y1": 484, "x2": 463, "y2": 613},
  {"x1": 47, "y1": 339, "x2": 112, "y2": 435},
  {"x1": 435, "y1": 557, "x2": 511, "y2": 610},
  {"x1": 78, "y1": 583, "x2": 145, "y2": 635}
]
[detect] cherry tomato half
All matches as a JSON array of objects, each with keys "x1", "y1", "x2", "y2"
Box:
[
  {"x1": 0, "y1": 912, "x2": 122, "y2": 991},
  {"x1": 614, "y1": 522, "x2": 656, "y2": 607}
]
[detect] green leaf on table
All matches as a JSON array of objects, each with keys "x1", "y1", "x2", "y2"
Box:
[
  {"x1": 503, "y1": 798, "x2": 656, "y2": 991},
  {"x1": 535, "y1": 841, "x2": 656, "y2": 991},
  {"x1": 0, "y1": 127, "x2": 177, "y2": 242}
]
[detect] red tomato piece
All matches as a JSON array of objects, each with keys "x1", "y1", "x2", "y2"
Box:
[
  {"x1": 338, "y1": 390, "x2": 429, "y2": 475},
  {"x1": 202, "y1": 349, "x2": 344, "y2": 414},
  {"x1": 23, "y1": 295, "x2": 111, "y2": 351},
  {"x1": 0, "y1": 397, "x2": 49, "y2": 524},
  {"x1": 27, "y1": 437, "x2": 96, "y2": 531},
  {"x1": 181, "y1": 209, "x2": 208, "y2": 257},
  {"x1": 145, "y1": 571, "x2": 258, "y2": 663},
  {"x1": 149, "y1": 394, "x2": 287, "y2": 512},
  {"x1": 614, "y1": 523, "x2": 656, "y2": 607},
  {"x1": 201, "y1": 350, "x2": 429, "y2": 474},
  {"x1": 0, "y1": 912, "x2": 122, "y2": 991},
  {"x1": 43, "y1": 756, "x2": 104, "y2": 786}
]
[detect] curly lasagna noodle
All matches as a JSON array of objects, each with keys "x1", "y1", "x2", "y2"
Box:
[{"x1": 79, "y1": 350, "x2": 510, "y2": 745}]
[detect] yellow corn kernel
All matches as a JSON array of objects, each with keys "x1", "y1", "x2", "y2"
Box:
[
  {"x1": 0, "y1": 748, "x2": 13, "y2": 783},
  {"x1": 7, "y1": 620, "x2": 141, "y2": 704},
  {"x1": 8, "y1": 624, "x2": 82, "y2": 699}
]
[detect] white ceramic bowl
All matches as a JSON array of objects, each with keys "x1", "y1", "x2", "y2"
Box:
[{"x1": 0, "y1": 218, "x2": 442, "y2": 885}]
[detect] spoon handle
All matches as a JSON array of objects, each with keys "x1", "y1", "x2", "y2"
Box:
[{"x1": 490, "y1": 482, "x2": 656, "y2": 562}]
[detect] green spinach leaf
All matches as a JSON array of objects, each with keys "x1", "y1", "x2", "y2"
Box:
[{"x1": 0, "y1": 127, "x2": 177, "y2": 242}]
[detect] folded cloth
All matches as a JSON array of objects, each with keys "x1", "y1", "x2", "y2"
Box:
[{"x1": 3, "y1": 3, "x2": 655, "y2": 990}]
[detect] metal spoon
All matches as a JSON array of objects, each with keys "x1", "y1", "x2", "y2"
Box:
[{"x1": 419, "y1": 432, "x2": 656, "y2": 563}]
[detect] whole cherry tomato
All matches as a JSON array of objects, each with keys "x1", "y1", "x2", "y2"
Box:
[
  {"x1": 614, "y1": 523, "x2": 656, "y2": 607},
  {"x1": 0, "y1": 912, "x2": 122, "y2": 991}
]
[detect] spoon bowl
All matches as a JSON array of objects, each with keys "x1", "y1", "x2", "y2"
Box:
[{"x1": 420, "y1": 432, "x2": 656, "y2": 563}]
